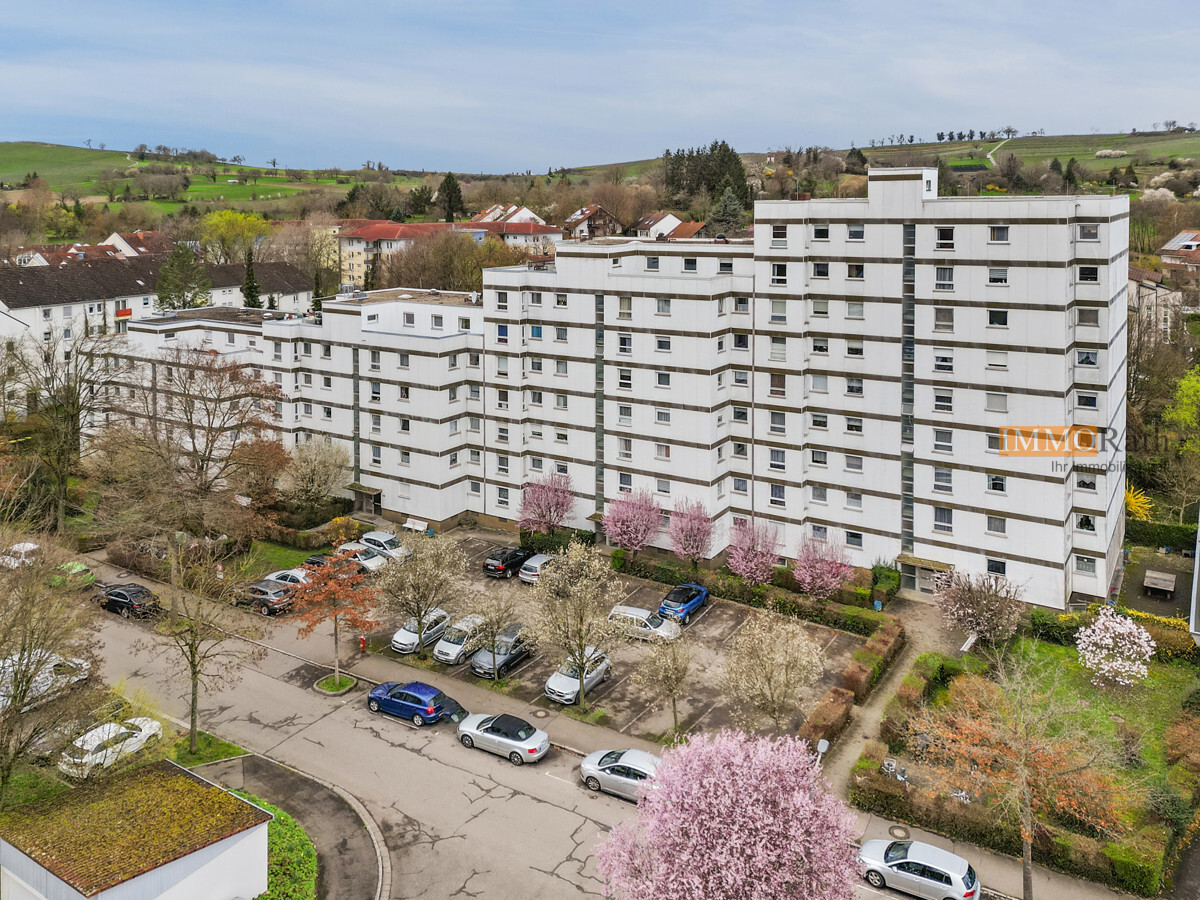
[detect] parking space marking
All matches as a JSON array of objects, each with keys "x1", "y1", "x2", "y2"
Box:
[
  {"x1": 618, "y1": 703, "x2": 654, "y2": 734},
  {"x1": 685, "y1": 699, "x2": 722, "y2": 733},
  {"x1": 718, "y1": 616, "x2": 751, "y2": 647},
  {"x1": 822, "y1": 631, "x2": 841, "y2": 653},
  {"x1": 544, "y1": 772, "x2": 576, "y2": 786},
  {"x1": 505, "y1": 657, "x2": 538, "y2": 680}
]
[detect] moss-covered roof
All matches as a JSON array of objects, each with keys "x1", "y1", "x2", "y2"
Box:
[{"x1": 0, "y1": 760, "x2": 271, "y2": 897}]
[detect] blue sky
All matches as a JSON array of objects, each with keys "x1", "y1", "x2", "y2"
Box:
[{"x1": 0, "y1": 0, "x2": 1192, "y2": 173}]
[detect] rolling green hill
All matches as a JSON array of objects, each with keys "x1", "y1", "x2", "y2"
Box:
[{"x1": 0, "y1": 142, "x2": 136, "y2": 190}]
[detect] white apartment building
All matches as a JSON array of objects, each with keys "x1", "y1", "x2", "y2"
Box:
[{"x1": 106, "y1": 168, "x2": 1127, "y2": 609}]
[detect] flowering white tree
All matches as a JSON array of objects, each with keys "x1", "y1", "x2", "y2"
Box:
[
  {"x1": 722, "y1": 613, "x2": 824, "y2": 730},
  {"x1": 597, "y1": 730, "x2": 858, "y2": 900},
  {"x1": 791, "y1": 536, "x2": 853, "y2": 601},
  {"x1": 668, "y1": 499, "x2": 713, "y2": 569},
  {"x1": 517, "y1": 472, "x2": 574, "y2": 534},
  {"x1": 935, "y1": 571, "x2": 1025, "y2": 645},
  {"x1": 1076, "y1": 607, "x2": 1155, "y2": 688},
  {"x1": 603, "y1": 490, "x2": 659, "y2": 556},
  {"x1": 727, "y1": 519, "x2": 778, "y2": 586}
]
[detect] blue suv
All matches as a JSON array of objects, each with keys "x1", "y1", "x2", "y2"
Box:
[
  {"x1": 657, "y1": 583, "x2": 709, "y2": 625},
  {"x1": 367, "y1": 681, "x2": 467, "y2": 727}
]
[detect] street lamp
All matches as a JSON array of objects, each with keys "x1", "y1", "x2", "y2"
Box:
[{"x1": 815, "y1": 738, "x2": 830, "y2": 767}]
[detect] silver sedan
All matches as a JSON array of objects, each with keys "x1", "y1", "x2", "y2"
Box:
[
  {"x1": 457, "y1": 713, "x2": 549, "y2": 766},
  {"x1": 579, "y1": 748, "x2": 660, "y2": 801}
]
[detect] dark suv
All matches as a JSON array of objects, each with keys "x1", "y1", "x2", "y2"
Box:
[
  {"x1": 232, "y1": 580, "x2": 294, "y2": 616},
  {"x1": 482, "y1": 546, "x2": 537, "y2": 579},
  {"x1": 95, "y1": 583, "x2": 161, "y2": 619}
]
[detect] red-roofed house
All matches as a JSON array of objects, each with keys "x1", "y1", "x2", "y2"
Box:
[
  {"x1": 1160, "y1": 230, "x2": 1200, "y2": 274},
  {"x1": 338, "y1": 221, "x2": 487, "y2": 288},
  {"x1": 666, "y1": 221, "x2": 707, "y2": 240},
  {"x1": 632, "y1": 212, "x2": 683, "y2": 239},
  {"x1": 562, "y1": 204, "x2": 621, "y2": 240},
  {"x1": 470, "y1": 204, "x2": 546, "y2": 226},
  {"x1": 100, "y1": 231, "x2": 175, "y2": 259}
]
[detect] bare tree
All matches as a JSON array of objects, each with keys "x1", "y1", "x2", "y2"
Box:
[
  {"x1": 632, "y1": 634, "x2": 694, "y2": 735},
  {"x1": 935, "y1": 571, "x2": 1024, "y2": 645},
  {"x1": 278, "y1": 440, "x2": 350, "y2": 510},
  {"x1": 374, "y1": 533, "x2": 465, "y2": 659},
  {"x1": 721, "y1": 613, "x2": 823, "y2": 731}
]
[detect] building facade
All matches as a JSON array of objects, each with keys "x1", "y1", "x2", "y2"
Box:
[{"x1": 108, "y1": 169, "x2": 1127, "y2": 609}]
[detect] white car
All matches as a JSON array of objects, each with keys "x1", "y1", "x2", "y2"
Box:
[
  {"x1": 0, "y1": 651, "x2": 90, "y2": 713},
  {"x1": 58, "y1": 717, "x2": 162, "y2": 779},
  {"x1": 337, "y1": 541, "x2": 387, "y2": 572},
  {"x1": 518, "y1": 554, "x2": 554, "y2": 584},
  {"x1": 545, "y1": 650, "x2": 611, "y2": 704},
  {"x1": 608, "y1": 605, "x2": 682, "y2": 642},
  {"x1": 361, "y1": 531, "x2": 412, "y2": 562},
  {"x1": 391, "y1": 608, "x2": 452, "y2": 654},
  {"x1": 0, "y1": 541, "x2": 39, "y2": 569},
  {"x1": 264, "y1": 568, "x2": 309, "y2": 586},
  {"x1": 433, "y1": 614, "x2": 484, "y2": 665}
]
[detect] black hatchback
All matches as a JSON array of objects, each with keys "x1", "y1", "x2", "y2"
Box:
[
  {"x1": 96, "y1": 583, "x2": 161, "y2": 619},
  {"x1": 482, "y1": 546, "x2": 536, "y2": 579}
]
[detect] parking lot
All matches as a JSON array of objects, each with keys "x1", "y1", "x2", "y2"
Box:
[{"x1": 366, "y1": 534, "x2": 866, "y2": 740}]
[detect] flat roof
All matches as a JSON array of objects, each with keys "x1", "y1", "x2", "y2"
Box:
[
  {"x1": 331, "y1": 287, "x2": 476, "y2": 307},
  {"x1": 0, "y1": 760, "x2": 270, "y2": 897},
  {"x1": 134, "y1": 307, "x2": 275, "y2": 327}
]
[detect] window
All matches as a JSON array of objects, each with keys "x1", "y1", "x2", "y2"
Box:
[
  {"x1": 1077, "y1": 393, "x2": 1098, "y2": 409},
  {"x1": 988, "y1": 309, "x2": 1008, "y2": 327},
  {"x1": 987, "y1": 351, "x2": 1008, "y2": 370},
  {"x1": 812, "y1": 337, "x2": 829, "y2": 354},
  {"x1": 733, "y1": 477, "x2": 748, "y2": 494},
  {"x1": 847, "y1": 339, "x2": 864, "y2": 357},
  {"x1": 933, "y1": 467, "x2": 952, "y2": 492},
  {"x1": 618, "y1": 404, "x2": 632, "y2": 426},
  {"x1": 771, "y1": 224, "x2": 787, "y2": 246},
  {"x1": 934, "y1": 352, "x2": 954, "y2": 373},
  {"x1": 655, "y1": 443, "x2": 671, "y2": 460},
  {"x1": 656, "y1": 335, "x2": 671, "y2": 352},
  {"x1": 496, "y1": 357, "x2": 508, "y2": 377},
  {"x1": 845, "y1": 455, "x2": 863, "y2": 472},
  {"x1": 770, "y1": 373, "x2": 785, "y2": 397},
  {"x1": 618, "y1": 473, "x2": 632, "y2": 493},
  {"x1": 845, "y1": 531, "x2": 863, "y2": 548},
  {"x1": 989, "y1": 225, "x2": 1010, "y2": 243},
  {"x1": 811, "y1": 450, "x2": 828, "y2": 466},
  {"x1": 530, "y1": 325, "x2": 543, "y2": 339},
  {"x1": 1077, "y1": 473, "x2": 1097, "y2": 491},
  {"x1": 618, "y1": 333, "x2": 632, "y2": 354},
  {"x1": 734, "y1": 333, "x2": 749, "y2": 350},
  {"x1": 988, "y1": 268, "x2": 1008, "y2": 285},
  {"x1": 770, "y1": 411, "x2": 785, "y2": 434},
  {"x1": 846, "y1": 378, "x2": 863, "y2": 396},
  {"x1": 770, "y1": 449, "x2": 785, "y2": 470},
  {"x1": 986, "y1": 515, "x2": 1007, "y2": 535},
  {"x1": 370, "y1": 381, "x2": 381, "y2": 402},
  {"x1": 1075, "y1": 555, "x2": 1096, "y2": 574},
  {"x1": 813, "y1": 224, "x2": 830, "y2": 240},
  {"x1": 618, "y1": 296, "x2": 632, "y2": 319},
  {"x1": 497, "y1": 324, "x2": 509, "y2": 344},
  {"x1": 733, "y1": 370, "x2": 749, "y2": 386},
  {"x1": 469, "y1": 385, "x2": 480, "y2": 400},
  {"x1": 935, "y1": 226, "x2": 954, "y2": 250},
  {"x1": 497, "y1": 455, "x2": 509, "y2": 475},
  {"x1": 555, "y1": 359, "x2": 568, "y2": 376},
  {"x1": 656, "y1": 372, "x2": 671, "y2": 388},
  {"x1": 847, "y1": 301, "x2": 864, "y2": 318},
  {"x1": 934, "y1": 390, "x2": 953, "y2": 413},
  {"x1": 934, "y1": 429, "x2": 953, "y2": 452},
  {"x1": 717, "y1": 337, "x2": 725, "y2": 352},
  {"x1": 733, "y1": 442, "x2": 748, "y2": 458},
  {"x1": 646, "y1": 257, "x2": 659, "y2": 271},
  {"x1": 987, "y1": 433, "x2": 1001, "y2": 452},
  {"x1": 848, "y1": 224, "x2": 864, "y2": 240},
  {"x1": 399, "y1": 352, "x2": 410, "y2": 367},
  {"x1": 403, "y1": 312, "x2": 415, "y2": 327},
  {"x1": 323, "y1": 376, "x2": 333, "y2": 389},
  {"x1": 1079, "y1": 224, "x2": 1099, "y2": 241},
  {"x1": 618, "y1": 369, "x2": 632, "y2": 390},
  {"x1": 555, "y1": 393, "x2": 567, "y2": 409},
  {"x1": 846, "y1": 491, "x2": 863, "y2": 510},
  {"x1": 770, "y1": 337, "x2": 786, "y2": 360},
  {"x1": 431, "y1": 315, "x2": 443, "y2": 330},
  {"x1": 848, "y1": 263, "x2": 865, "y2": 279},
  {"x1": 1077, "y1": 514, "x2": 1096, "y2": 532},
  {"x1": 934, "y1": 507, "x2": 953, "y2": 533},
  {"x1": 618, "y1": 438, "x2": 632, "y2": 460},
  {"x1": 773, "y1": 263, "x2": 789, "y2": 284},
  {"x1": 812, "y1": 486, "x2": 827, "y2": 504},
  {"x1": 986, "y1": 393, "x2": 1008, "y2": 413},
  {"x1": 469, "y1": 417, "x2": 481, "y2": 432},
  {"x1": 656, "y1": 478, "x2": 670, "y2": 494},
  {"x1": 322, "y1": 406, "x2": 332, "y2": 420},
  {"x1": 770, "y1": 299, "x2": 787, "y2": 323},
  {"x1": 529, "y1": 390, "x2": 543, "y2": 405},
  {"x1": 735, "y1": 297, "x2": 749, "y2": 313},
  {"x1": 935, "y1": 267, "x2": 954, "y2": 290},
  {"x1": 449, "y1": 353, "x2": 459, "y2": 369},
  {"x1": 400, "y1": 418, "x2": 411, "y2": 432},
  {"x1": 655, "y1": 408, "x2": 671, "y2": 424},
  {"x1": 811, "y1": 412, "x2": 828, "y2": 429},
  {"x1": 1078, "y1": 308, "x2": 1099, "y2": 326},
  {"x1": 732, "y1": 406, "x2": 748, "y2": 423},
  {"x1": 1078, "y1": 266, "x2": 1099, "y2": 283},
  {"x1": 497, "y1": 488, "x2": 509, "y2": 507},
  {"x1": 555, "y1": 462, "x2": 568, "y2": 475},
  {"x1": 987, "y1": 473, "x2": 1007, "y2": 493},
  {"x1": 470, "y1": 481, "x2": 481, "y2": 495},
  {"x1": 303, "y1": 402, "x2": 313, "y2": 417},
  {"x1": 770, "y1": 484, "x2": 786, "y2": 507},
  {"x1": 496, "y1": 292, "x2": 508, "y2": 310},
  {"x1": 302, "y1": 373, "x2": 312, "y2": 386},
  {"x1": 812, "y1": 374, "x2": 828, "y2": 393},
  {"x1": 811, "y1": 262, "x2": 828, "y2": 279},
  {"x1": 530, "y1": 456, "x2": 543, "y2": 472},
  {"x1": 555, "y1": 327, "x2": 567, "y2": 341},
  {"x1": 371, "y1": 445, "x2": 381, "y2": 465},
  {"x1": 933, "y1": 308, "x2": 954, "y2": 332},
  {"x1": 656, "y1": 298, "x2": 672, "y2": 315},
  {"x1": 555, "y1": 293, "x2": 568, "y2": 308},
  {"x1": 530, "y1": 356, "x2": 543, "y2": 372},
  {"x1": 496, "y1": 426, "x2": 509, "y2": 443},
  {"x1": 468, "y1": 353, "x2": 479, "y2": 367},
  {"x1": 813, "y1": 298, "x2": 829, "y2": 317},
  {"x1": 227, "y1": 332, "x2": 236, "y2": 345},
  {"x1": 681, "y1": 257, "x2": 697, "y2": 272},
  {"x1": 497, "y1": 389, "x2": 509, "y2": 409},
  {"x1": 1077, "y1": 350, "x2": 1098, "y2": 366}
]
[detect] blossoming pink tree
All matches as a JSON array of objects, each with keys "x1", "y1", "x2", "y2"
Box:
[
  {"x1": 668, "y1": 499, "x2": 713, "y2": 569},
  {"x1": 791, "y1": 535, "x2": 853, "y2": 601},
  {"x1": 517, "y1": 472, "x2": 574, "y2": 534},
  {"x1": 1076, "y1": 606, "x2": 1156, "y2": 688},
  {"x1": 726, "y1": 518, "x2": 779, "y2": 586},
  {"x1": 603, "y1": 490, "x2": 659, "y2": 556},
  {"x1": 597, "y1": 730, "x2": 858, "y2": 900}
]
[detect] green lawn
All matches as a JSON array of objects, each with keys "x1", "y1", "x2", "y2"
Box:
[
  {"x1": 0, "y1": 141, "x2": 136, "y2": 191},
  {"x1": 242, "y1": 540, "x2": 324, "y2": 580},
  {"x1": 233, "y1": 791, "x2": 318, "y2": 900},
  {"x1": 170, "y1": 731, "x2": 249, "y2": 768},
  {"x1": 316, "y1": 674, "x2": 355, "y2": 692},
  {"x1": 3, "y1": 764, "x2": 71, "y2": 809}
]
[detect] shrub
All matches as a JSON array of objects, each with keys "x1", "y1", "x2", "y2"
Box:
[
  {"x1": 1149, "y1": 783, "x2": 1193, "y2": 832},
  {"x1": 879, "y1": 697, "x2": 910, "y2": 752},
  {"x1": 1166, "y1": 715, "x2": 1200, "y2": 771},
  {"x1": 841, "y1": 659, "x2": 874, "y2": 702},
  {"x1": 1182, "y1": 687, "x2": 1200, "y2": 715},
  {"x1": 1029, "y1": 608, "x2": 1090, "y2": 644},
  {"x1": 1050, "y1": 830, "x2": 1114, "y2": 882},
  {"x1": 1076, "y1": 606, "x2": 1155, "y2": 688},
  {"x1": 798, "y1": 687, "x2": 855, "y2": 745},
  {"x1": 260, "y1": 522, "x2": 327, "y2": 550},
  {"x1": 1145, "y1": 624, "x2": 1199, "y2": 663},
  {"x1": 1116, "y1": 721, "x2": 1145, "y2": 768},
  {"x1": 1125, "y1": 519, "x2": 1197, "y2": 551},
  {"x1": 1104, "y1": 827, "x2": 1168, "y2": 896},
  {"x1": 520, "y1": 528, "x2": 597, "y2": 555},
  {"x1": 233, "y1": 791, "x2": 318, "y2": 900},
  {"x1": 872, "y1": 564, "x2": 901, "y2": 596}
]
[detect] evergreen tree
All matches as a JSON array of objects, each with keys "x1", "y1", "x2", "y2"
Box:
[
  {"x1": 438, "y1": 172, "x2": 464, "y2": 222},
  {"x1": 408, "y1": 184, "x2": 432, "y2": 215},
  {"x1": 241, "y1": 247, "x2": 262, "y2": 308},
  {"x1": 364, "y1": 254, "x2": 379, "y2": 291},
  {"x1": 267, "y1": 294, "x2": 278, "y2": 310},
  {"x1": 1124, "y1": 162, "x2": 1139, "y2": 186},
  {"x1": 708, "y1": 187, "x2": 745, "y2": 235},
  {"x1": 155, "y1": 242, "x2": 211, "y2": 310},
  {"x1": 1064, "y1": 157, "x2": 1078, "y2": 187},
  {"x1": 845, "y1": 147, "x2": 867, "y2": 175},
  {"x1": 1049, "y1": 157, "x2": 1063, "y2": 175}
]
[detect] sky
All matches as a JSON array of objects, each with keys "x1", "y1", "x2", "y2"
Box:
[{"x1": 0, "y1": 0, "x2": 1194, "y2": 174}]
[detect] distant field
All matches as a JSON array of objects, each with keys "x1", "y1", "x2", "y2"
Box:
[
  {"x1": 0, "y1": 141, "x2": 136, "y2": 190},
  {"x1": 564, "y1": 157, "x2": 659, "y2": 178}
]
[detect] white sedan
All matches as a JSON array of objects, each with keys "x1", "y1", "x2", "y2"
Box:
[{"x1": 58, "y1": 717, "x2": 163, "y2": 779}]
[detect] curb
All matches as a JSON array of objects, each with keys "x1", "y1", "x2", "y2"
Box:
[{"x1": 550, "y1": 742, "x2": 585, "y2": 758}]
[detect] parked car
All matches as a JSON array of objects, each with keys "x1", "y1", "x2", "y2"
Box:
[
  {"x1": 264, "y1": 568, "x2": 309, "y2": 586},
  {"x1": 58, "y1": 717, "x2": 163, "y2": 779},
  {"x1": 482, "y1": 546, "x2": 536, "y2": 579},
  {"x1": 304, "y1": 553, "x2": 369, "y2": 576},
  {"x1": 0, "y1": 542, "x2": 39, "y2": 569},
  {"x1": 608, "y1": 605, "x2": 682, "y2": 642},
  {"x1": 470, "y1": 624, "x2": 532, "y2": 678},
  {"x1": 366, "y1": 680, "x2": 467, "y2": 726},
  {"x1": 232, "y1": 580, "x2": 293, "y2": 616},
  {"x1": 579, "y1": 748, "x2": 660, "y2": 801},
  {"x1": 95, "y1": 583, "x2": 161, "y2": 619},
  {"x1": 0, "y1": 651, "x2": 91, "y2": 713},
  {"x1": 390, "y1": 608, "x2": 452, "y2": 654},
  {"x1": 360, "y1": 531, "x2": 412, "y2": 562},
  {"x1": 51, "y1": 561, "x2": 96, "y2": 590},
  {"x1": 544, "y1": 650, "x2": 611, "y2": 705},
  {"x1": 30, "y1": 696, "x2": 131, "y2": 763},
  {"x1": 337, "y1": 541, "x2": 387, "y2": 572},
  {"x1": 658, "y1": 583, "x2": 708, "y2": 625},
  {"x1": 457, "y1": 713, "x2": 549, "y2": 766},
  {"x1": 518, "y1": 553, "x2": 554, "y2": 584},
  {"x1": 433, "y1": 614, "x2": 484, "y2": 665},
  {"x1": 857, "y1": 840, "x2": 980, "y2": 900}
]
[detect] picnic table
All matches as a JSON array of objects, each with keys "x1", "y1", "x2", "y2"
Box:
[{"x1": 1143, "y1": 569, "x2": 1177, "y2": 600}]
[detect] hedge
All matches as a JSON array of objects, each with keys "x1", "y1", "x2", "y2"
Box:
[
  {"x1": 1126, "y1": 520, "x2": 1197, "y2": 552},
  {"x1": 842, "y1": 621, "x2": 905, "y2": 702},
  {"x1": 798, "y1": 687, "x2": 855, "y2": 745},
  {"x1": 519, "y1": 528, "x2": 597, "y2": 555},
  {"x1": 259, "y1": 522, "x2": 329, "y2": 551}
]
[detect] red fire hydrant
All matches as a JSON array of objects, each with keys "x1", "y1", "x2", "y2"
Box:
[{"x1": 359, "y1": 636, "x2": 367, "y2": 653}]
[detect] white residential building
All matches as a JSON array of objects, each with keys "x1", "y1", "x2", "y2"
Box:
[{"x1": 106, "y1": 169, "x2": 1127, "y2": 609}]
